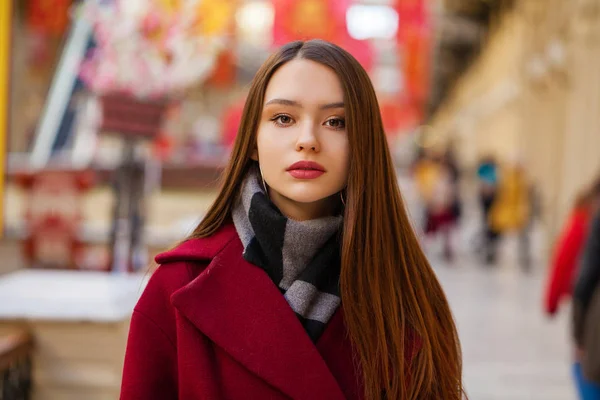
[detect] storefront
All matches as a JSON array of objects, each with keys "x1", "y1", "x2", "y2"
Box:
[{"x1": 429, "y1": 0, "x2": 600, "y2": 243}]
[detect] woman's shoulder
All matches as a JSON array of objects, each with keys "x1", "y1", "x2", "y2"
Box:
[
  {"x1": 136, "y1": 223, "x2": 238, "y2": 314},
  {"x1": 156, "y1": 223, "x2": 238, "y2": 267}
]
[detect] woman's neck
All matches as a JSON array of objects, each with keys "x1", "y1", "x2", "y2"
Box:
[{"x1": 268, "y1": 190, "x2": 338, "y2": 221}]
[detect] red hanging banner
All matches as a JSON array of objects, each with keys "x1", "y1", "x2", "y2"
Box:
[
  {"x1": 273, "y1": 0, "x2": 345, "y2": 45},
  {"x1": 396, "y1": 0, "x2": 430, "y2": 115},
  {"x1": 400, "y1": 24, "x2": 430, "y2": 104},
  {"x1": 397, "y1": 0, "x2": 427, "y2": 22},
  {"x1": 206, "y1": 49, "x2": 237, "y2": 88},
  {"x1": 26, "y1": 0, "x2": 72, "y2": 36},
  {"x1": 272, "y1": 0, "x2": 374, "y2": 72}
]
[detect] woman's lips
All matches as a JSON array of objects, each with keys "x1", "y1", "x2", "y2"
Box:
[
  {"x1": 286, "y1": 161, "x2": 326, "y2": 180},
  {"x1": 288, "y1": 169, "x2": 325, "y2": 179}
]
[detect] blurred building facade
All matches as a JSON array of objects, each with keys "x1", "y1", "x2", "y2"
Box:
[
  {"x1": 8, "y1": 0, "x2": 600, "y2": 253},
  {"x1": 430, "y1": 0, "x2": 600, "y2": 242},
  {"x1": 5, "y1": 0, "x2": 426, "y2": 270}
]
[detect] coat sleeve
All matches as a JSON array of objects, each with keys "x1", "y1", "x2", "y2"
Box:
[
  {"x1": 573, "y1": 212, "x2": 600, "y2": 344},
  {"x1": 120, "y1": 309, "x2": 178, "y2": 399},
  {"x1": 544, "y1": 211, "x2": 588, "y2": 315},
  {"x1": 120, "y1": 264, "x2": 187, "y2": 399}
]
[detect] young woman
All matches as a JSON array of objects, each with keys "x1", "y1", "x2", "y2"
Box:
[
  {"x1": 542, "y1": 176, "x2": 600, "y2": 399},
  {"x1": 574, "y1": 209, "x2": 600, "y2": 399},
  {"x1": 544, "y1": 178, "x2": 600, "y2": 316},
  {"x1": 120, "y1": 40, "x2": 463, "y2": 400},
  {"x1": 568, "y1": 179, "x2": 600, "y2": 399}
]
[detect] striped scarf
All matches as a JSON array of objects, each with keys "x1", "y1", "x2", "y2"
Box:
[{"x1": 232, "y1": 166, "x2": 343, "y2": 342}]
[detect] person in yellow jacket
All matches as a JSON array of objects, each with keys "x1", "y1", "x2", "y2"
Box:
[
  {"x1": 414, "y1": 156, "x2": 441, "y2": 206},
  {"x1": 488, "y1": 162, "x2": 532, "y2": 267},
  {"x1": 489, "y1": 164, "x2": 530, "y2": 232}
]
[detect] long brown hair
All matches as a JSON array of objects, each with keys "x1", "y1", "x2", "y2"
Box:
[
  {"x1": 574, "y1": 176, "x2": 600, "y2": 211},
  {"x1": 191, "y1": 40, "x2": 463, "y2": 400}
]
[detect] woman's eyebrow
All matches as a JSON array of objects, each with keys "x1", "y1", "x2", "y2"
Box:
[
  {"x1": 264, "y1": 98, "x2": 301, "y2": 107},
  {"x1": 319, "y1": 102, "x2": 345, "y2": 110},
  {"x1": 264, "y1": 98, "x2": 345, "y2": 110}
]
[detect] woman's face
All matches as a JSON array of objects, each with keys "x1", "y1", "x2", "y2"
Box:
[{"x1": 253, "y1": 58, "x2": 350, "y2": 220}]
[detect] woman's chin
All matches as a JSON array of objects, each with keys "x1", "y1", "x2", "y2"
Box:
[
  {"x1": 285, "y1": 194, "x2": 329, "y2": 205},
  {"x1": 272, "y1": 189, "x2": 333, "y2": 205}
]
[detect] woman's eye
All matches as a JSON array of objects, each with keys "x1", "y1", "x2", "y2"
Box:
[
  {"x1": 272, "y1": 115, "x2": 293, "y2": 126},
  {"x1": 325, "y1": 118, "x2": 345, "y2": 130}
]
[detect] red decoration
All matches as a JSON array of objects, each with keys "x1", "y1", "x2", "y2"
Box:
[
  {"x1": 397, "y1": 0, "x2": 427, "y2": 22},
  {"x1": 396, "y1": 0, "x2": 430, "y2": 125},
  {"x1": 272, "y1": 0, "x2": 374, "y2": 72},
  {"x1": 221, "y1": 97, "x2": 246, "y2": 148},
  {"x1": 26, "y1": 0, "x2": 71, "y2": 36},
  {"x1": 400, "y1": 25, "x2": 430, "y2": 104},
  {"x1": 273, "y1": 0, "x2": 345, "y2": 45},
  {"x1": 100, "y1": 94, "x2": 169, "y2": 139},
  {"x1": 206, "y1": 49, "x2": 237, "y2": 88},
  {"x1": 339, "y1": 36, "x2": 374, "y2": 73},
  {"x1": 15, "y1": 170, "x2": 95, "y2": 270},
  {"x1": 380, "y1": 100, "x2": 403, "y2": 135},
  {"x1": 380, "y1": 97, "x2": 421, "y2": 137},
  {"x1": 152, "y1": 134, "x2": 175, "y2": 161}
]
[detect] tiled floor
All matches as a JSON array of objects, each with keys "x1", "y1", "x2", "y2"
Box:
[
  {"x1": 434, "y1": 258, "x2": 576, "y2": 399},
  {"x1": 395, "y1": 172, "x2": 577, "y2": 399}
]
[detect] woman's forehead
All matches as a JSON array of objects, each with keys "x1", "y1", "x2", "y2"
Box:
[{"x1": 264, "y1": 59, "x2": 344, "y2": 107}]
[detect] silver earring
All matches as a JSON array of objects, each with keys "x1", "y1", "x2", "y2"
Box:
[
  {"x1": 259, "y1": 164, "x2": 268, "y2": 193},
  {"x1": 340, "y1": 191, "x2": 346, "y2": 206}
]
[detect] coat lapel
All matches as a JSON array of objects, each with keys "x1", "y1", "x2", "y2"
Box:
[{"x1": 170, "y1": 234, "x2": 346, "y2": 400}]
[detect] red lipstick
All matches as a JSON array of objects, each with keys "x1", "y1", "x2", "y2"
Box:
[{"x1": 286, "y1": 161, "x2": 326, "y2": 179}]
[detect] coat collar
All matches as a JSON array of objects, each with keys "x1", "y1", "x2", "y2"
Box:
[
  {"x1": 155, "y1": 223, "x2": 238, "y2": 264},
  {"x1": 169, "y1": 225, "x2": 347, "y2": 400}
]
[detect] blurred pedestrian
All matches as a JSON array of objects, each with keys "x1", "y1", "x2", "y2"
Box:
[
  {"x1": 520, "y1": 183, "x2": 541, "y2": 271},
  {"x1": 573, "y1": 205, "x2": 600, "y2": 399},
  {"x1": 429, "y1": 154, "x2": 459, "y2": 262},
  {"x1": 544, "y1": 178, "x2": 600, "y2": 316},
  {"x1": 488, "y1": 161, "x2": 531, "y2": 266},
  {"x1": 120, "y1": 40, "x2": 464, "y2": 400},
  {"x1": 415, "y1": 151, "x2": 459, "y2": 262},
  {"x1": 442, "y1": 148, "x2": 462, "y2": 225},
  {"x1": 477, "y1": 156, "x2": 499, "y2": 264},
  {"x1": 414, "y1": 152, "x2": 439, "y2": 204},
  {"x1": 414, "y1": 151, "x2": 439, "y2": 227}
]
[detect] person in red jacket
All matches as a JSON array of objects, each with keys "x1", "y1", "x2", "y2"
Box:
[
  {"x1": 545, "y1": 179, "x2": 600, "y2": 316},
  {"x1": 120, "y1": 40, "x2": 464, "y2": 400}
]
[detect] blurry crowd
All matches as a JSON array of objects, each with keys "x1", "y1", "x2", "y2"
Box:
[
  {"x1": 411, "y1": 144, "x2": 600, "y2": 397},
  {"x1": 412, "y1": 149, "x2": 536, "y2": 267}
]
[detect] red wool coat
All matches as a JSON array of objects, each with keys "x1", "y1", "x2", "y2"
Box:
[
  {"x1": 120, "y1": 223, "x2": 418, "y2": 399},
  {"x1": 544, "y1": 208, "x2": 592, "y2": 315}
]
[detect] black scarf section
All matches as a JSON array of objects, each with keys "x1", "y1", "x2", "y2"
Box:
[{"x1": 231, "y1": 166, "x2": 343, "y2": 342}]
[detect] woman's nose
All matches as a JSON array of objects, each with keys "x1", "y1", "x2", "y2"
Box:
[{"x1": 295, "y1": 122, "x2": 320, "y2": 152}]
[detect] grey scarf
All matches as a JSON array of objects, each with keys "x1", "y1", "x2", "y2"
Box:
[{"x1": 232, "y1": 166, "x2": 343, "y2": 341}]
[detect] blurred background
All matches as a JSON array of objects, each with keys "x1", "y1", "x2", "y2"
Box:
[{"x1": 1, "y1": 0, "x2": 599, "y2": 399}]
